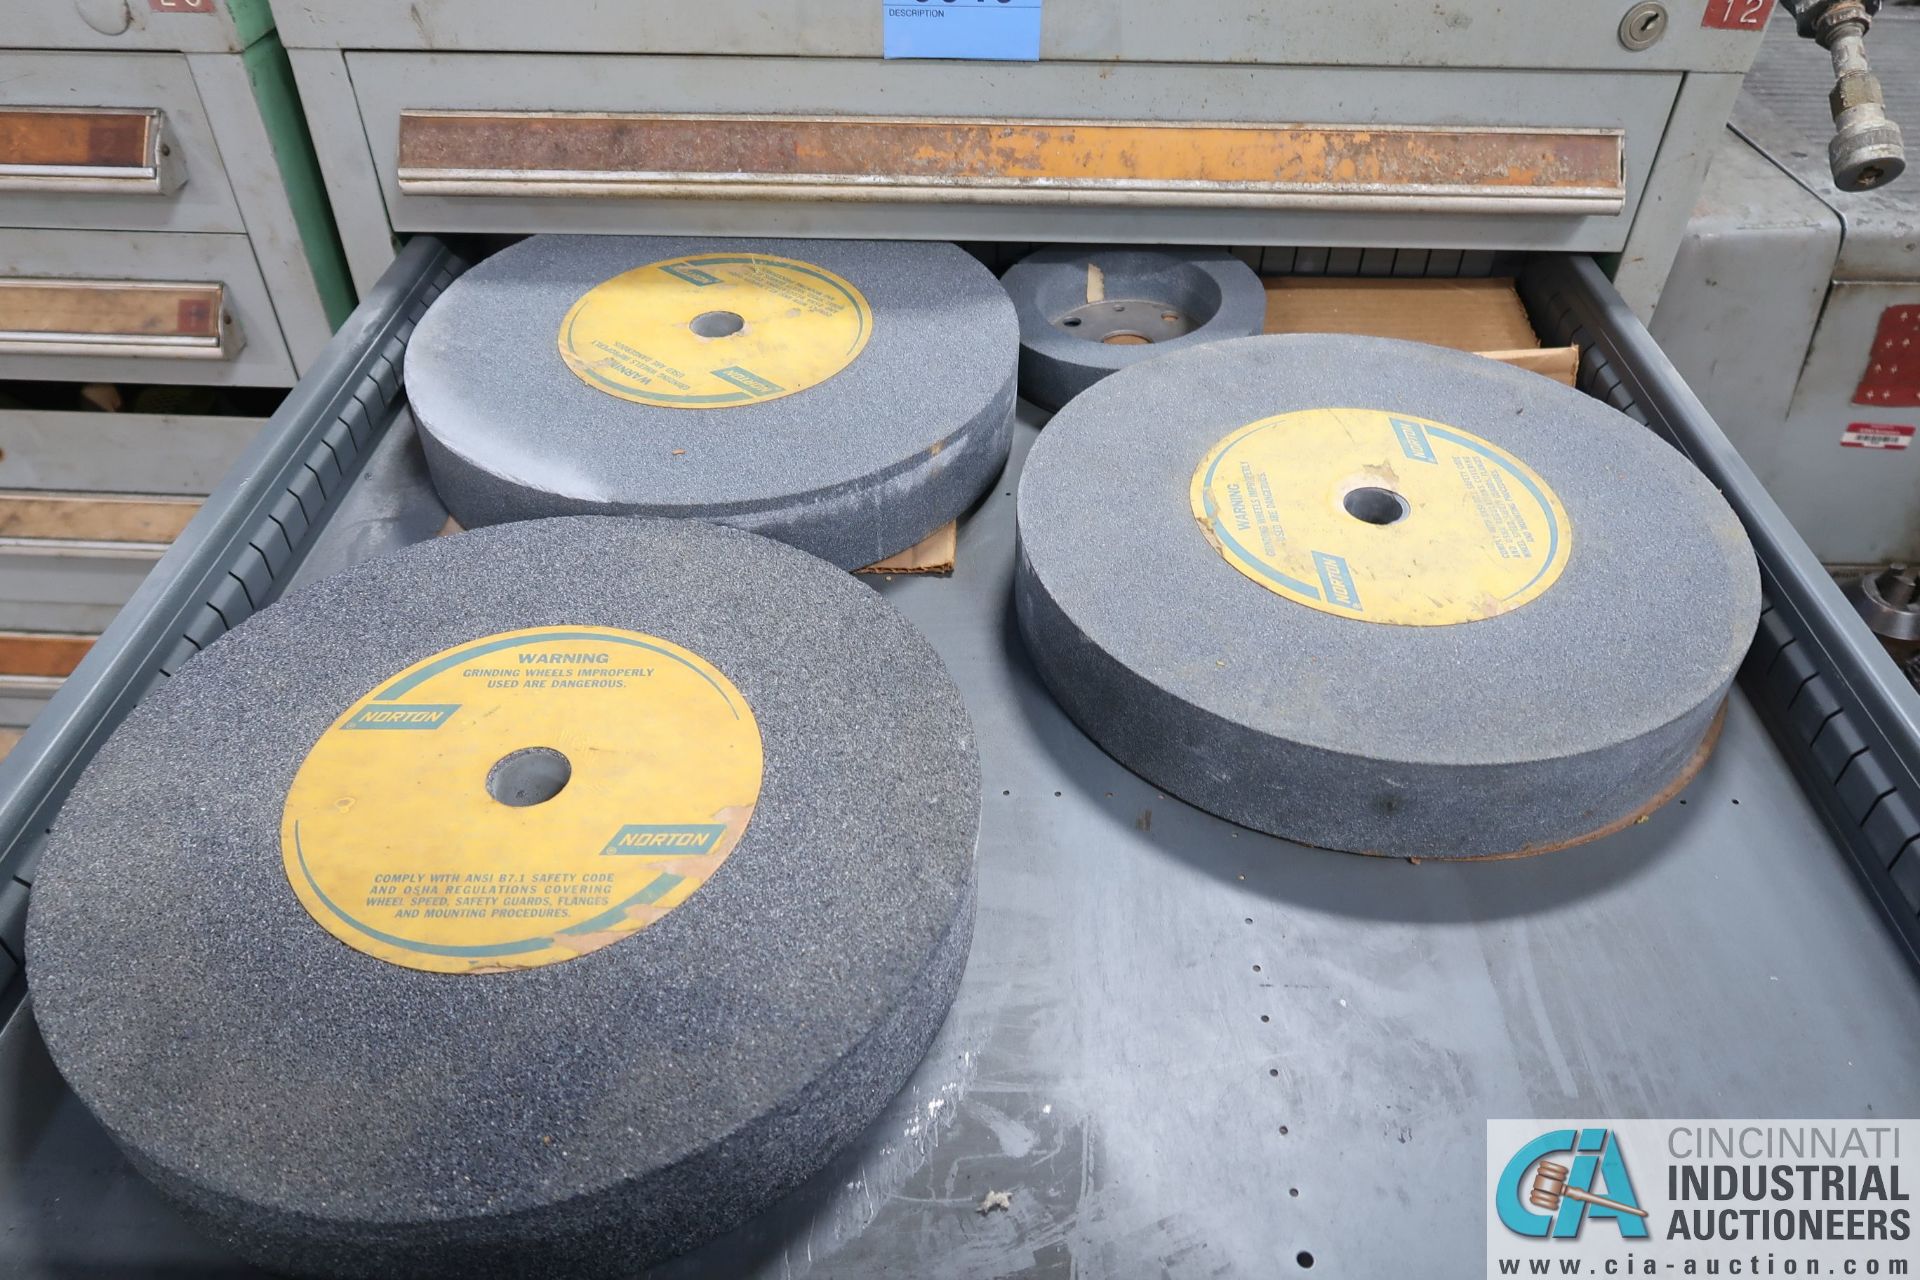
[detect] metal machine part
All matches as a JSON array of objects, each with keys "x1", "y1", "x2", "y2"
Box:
[
  {"x1": 1850, "y1": 562, "x2": 1920, "y2": 646},
  {"x1": 1056, "y1": 299, "x2": 1196, "y2": 343},
  {"x1": 1652, "y1": 11, "x2": 1918, "y2": 566},
  {"x1": 1780, "y1": 0, "x2": 1907, "y2": 190}
]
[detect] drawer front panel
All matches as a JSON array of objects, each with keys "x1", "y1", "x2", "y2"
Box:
[
  {"x1": 0, "y1": 280, "x2": 239, "y2": 361},
  {"x1": 396, "y1": 112, "x2": 1624, "y2": 215},
  {"x1": 0, "y1": 410, "x2": 264, "y2": 496},
  {"x1": 0, "y1": 52, "x2": 240, "y2": 232},
  {"x1": 281, "y1": 0, "x2": 1771, "y2": 74},
  {"x1": 353, "y1": 53, "x2": 1675, "y2": 251},
  {"x1": 0, "y1": 230, "x2": 293, "y2": 386},
  {"x1": 0, "y1": 107, "x2": 184, "y2": 195}
]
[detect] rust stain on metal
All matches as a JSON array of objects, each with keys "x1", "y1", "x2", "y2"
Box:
[
  {"x1": 398, "y1": 111, "x2": 1622, "y2": 194},
  {"x1": 0, "y1": 280, "x2": 224, "y2": 338},
  {"x1": 0, "y1": 108, "x2": 154, "y2": 171}
]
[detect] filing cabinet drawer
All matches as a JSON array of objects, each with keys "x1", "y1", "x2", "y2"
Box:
[
  {"x1": 349, "y1": 52, "x2": 1672, "y2": 253},
  {"x1": 0, "y1": 229, "x2": 294, "y2": 385},
  {"x1": 0, "y1": 51, "x2": 243, "y2": 234}
]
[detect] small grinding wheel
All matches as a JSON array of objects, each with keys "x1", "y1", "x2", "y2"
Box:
[
  {"x1": 1003, "y1": 245, "x2": 1267, "y2": 410},
  {"x1": 406, "y1": 236, "x2": 1018, "y2": 569},
  {"x1": 27, "y1": 517, "x2": 980, "y2": 1278},
  {"x1": 1015, "y1": 334, "x2": 1761, "y2": 859}
]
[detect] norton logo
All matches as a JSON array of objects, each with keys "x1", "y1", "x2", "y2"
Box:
[
  {"x1": 341, "y1": 703, "x2": 460, "y2": 731},
  {"x1": 660, "y1": 263, "x2": 722, "y2": 287},
  {"x1": 712, "y1": 366, "x2": 785, "y2": 397},
  {"x1": 600, "y1": 824, "x2": 728, "y2": 857},
  {"x1": 1497, "y1": 1128, "x2": 1650, "y2": 1240}
]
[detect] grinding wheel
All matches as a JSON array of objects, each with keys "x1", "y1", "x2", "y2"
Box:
[
  {"x1": 406, "y1": 236, "x2": 1018, "y2": 569},
  {"x1": 1015, "y1": 334, "x2": 1761, "y2": 859},
  {"x1": 27, "y1": 517, "x2": 979, "y2": 1278},
  {"x1": 1003, "y1": 245, "x2": 1267, "y2": 410}
]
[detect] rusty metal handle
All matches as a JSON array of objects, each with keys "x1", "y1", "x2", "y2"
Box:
[
  {"x1": 393, "y1": 111, "x2": 1627, "y2": 217},
  {"x1": 0, "y1": 107, "x2": 186, "y2": 196},
  {"x1": 0, "y1": 279, "x2": 242, "y2": 361}
]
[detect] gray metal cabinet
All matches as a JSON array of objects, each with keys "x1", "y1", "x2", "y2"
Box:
[
  {"x1": 1, "y1": 12, "x2": 353, "y2": 384},
  {"x1": 0, "y1": 2, "x2": 354, "y2": 713},
  {"x1": 280, "y1": 0, "x2": 1773, "y2": 317}
]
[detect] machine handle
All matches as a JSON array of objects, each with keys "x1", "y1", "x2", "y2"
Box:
[{"x1": 1777, "y1": 0, "x2": 1906, "y2": 191}]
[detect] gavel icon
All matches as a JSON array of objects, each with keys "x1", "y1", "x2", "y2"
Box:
[{"x1": 1528, "y1": 1161, "x2": 1649, "y2": 1219}]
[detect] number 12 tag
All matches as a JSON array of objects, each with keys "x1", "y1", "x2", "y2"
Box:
[{"x1": 1702, "y1": 0, "x2": 1770, "y2": 30}]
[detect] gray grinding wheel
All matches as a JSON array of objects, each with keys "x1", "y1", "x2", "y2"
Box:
[
  {"x1": 1015, "y1": 334, "x2": 1761, "y2": 859},
  {"x1": 1004, "y1": 245, "x2": 1266, "y2": 410},
  {"x1": 406, "y1": 236, "x2": 1017, "y2": 569},
  {"x1": 28, "y1": 517, "x2": 979, "y2": 1278}
]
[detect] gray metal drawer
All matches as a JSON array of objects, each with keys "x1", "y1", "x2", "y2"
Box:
[
  {"x1": 0, "y1": 240, "x2": 1914, "y2": 1278},
  {"x1": 347, "y1": 52, "x2": 1674, "y2": 254},
  {"x1": 0, "y1": 228, "x2": 293, "y2": 385},
  {"x1": 0, "y1": 51, "x2": 243, "y2": 234},
  {"x1": 0, "y1": 409, "x2": 263, "y2": 497},
  {"x1": 0, "y1": 543, "x2": 160, "y2": 635},
  {"x1": 5, "y1": 2, "x2": 269, "y2": 55},
  {"x1": 278, "y1": 0, "x2": 1771, "y2": 74}
]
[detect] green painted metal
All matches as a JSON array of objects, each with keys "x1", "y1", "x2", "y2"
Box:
[
  {"x1": 224, "y1": 0, "x2": 276, "y2": 48},
  {"x1": 242, "y1": 32, "x2": 357, "y2": 330}
]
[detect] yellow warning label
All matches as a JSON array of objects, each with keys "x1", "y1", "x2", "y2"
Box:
[
  {"x1": 557, "y1": 253, "x2": 872, "y2": 409},
  {"x1": 1189, "y1": 408, "x2": 1572, "y2": 626},
  {"x1": 280, "y1": 626, "x2": 763, "y2": 973}
]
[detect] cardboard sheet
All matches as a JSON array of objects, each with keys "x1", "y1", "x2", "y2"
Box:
[
  {"x1": 1263, "y1": 277, "x2": 1579, "y2": 387},
  {"x1": 855, "y1": 522, "x2": 958, "y2": 576}
]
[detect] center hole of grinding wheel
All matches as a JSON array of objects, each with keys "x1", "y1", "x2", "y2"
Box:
[
  {"x1": 1343, "y1": 486, "x2": 1410, "y2": 526},
  {"x1": 690, "y1": 310, "x2": 745, "y2": 339},
  {"x1": 487, "y1": 747, "x2": 572, "y2": 807}
]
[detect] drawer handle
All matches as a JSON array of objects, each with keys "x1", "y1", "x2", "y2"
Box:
[
  {"x1": 0, "y1": 107, "x2": 186, "y2": 196},
  {"x1": 0, "y1": 279, "x2": 243, "y2": 361},
  {"x1": 396, "y1": 111, "x2": 1626, "y2": 216}
]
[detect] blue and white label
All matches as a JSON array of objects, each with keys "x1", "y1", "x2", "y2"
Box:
[
  {"x1": 1390, "y1": 417, "x2": 1439, "y2": 465},
  {"x1": 883, "y1": 0, "x2": 1042, "y2": 61}
]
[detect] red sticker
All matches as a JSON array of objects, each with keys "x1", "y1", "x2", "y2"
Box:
[
  {"x1": 1855, "y1": 305, "x2": 1920, "y2": 407},
  {"x1": 1841, "y1": 423, "x2": 1915, "y2": 450},
  {"x1": 175, "y1": 297, "x2": 214, "y2": 335},
  {"x1": 1702, "y1": 0, "x2": 1770, "y2": 29},
  {"x1": 148, "y1": 0, "x2": 216, "y2": 13}
]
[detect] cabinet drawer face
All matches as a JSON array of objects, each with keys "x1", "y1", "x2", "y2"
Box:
[
  {"x1": 352, "y1": 52, "x2": 1674, "y2": 252},
  {"x1": 396, "y1": 113, "x2": 1624, "y2": 214},
  {"x1": 0, "y1": 230, "x2": 293, "y2": 387},
  {"x1": 0, "y1": 108, "x2": 181, "y2": 193},
  {"x1": 280, "y1": 0, "x2": 1772, "y2": 74},
  {"x1": 0, "y1": 410, "x2": 264, "y2": 497},
  {"x1": 0, "y1": 280, "x2": 236, "y2": 359},
  {"x1": 0, "y1": 52, "x2": 241, "y2": 233}
]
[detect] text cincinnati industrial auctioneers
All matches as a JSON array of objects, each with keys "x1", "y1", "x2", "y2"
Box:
[
  {"x1": 1489, "y1": 1119, "x2": 1916, "y2": 1275},
  {"x1": 1660, "y1": 1125, "x2": 1909, "y2": 1245}
]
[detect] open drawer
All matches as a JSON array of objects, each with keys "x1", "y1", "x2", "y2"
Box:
[
  {"x1": 348, "y1": 53, "x2": 1667, "y2": 254},
  {"x1": 0, "y1": 239, "x2": 1915, "y2": 1276}
]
